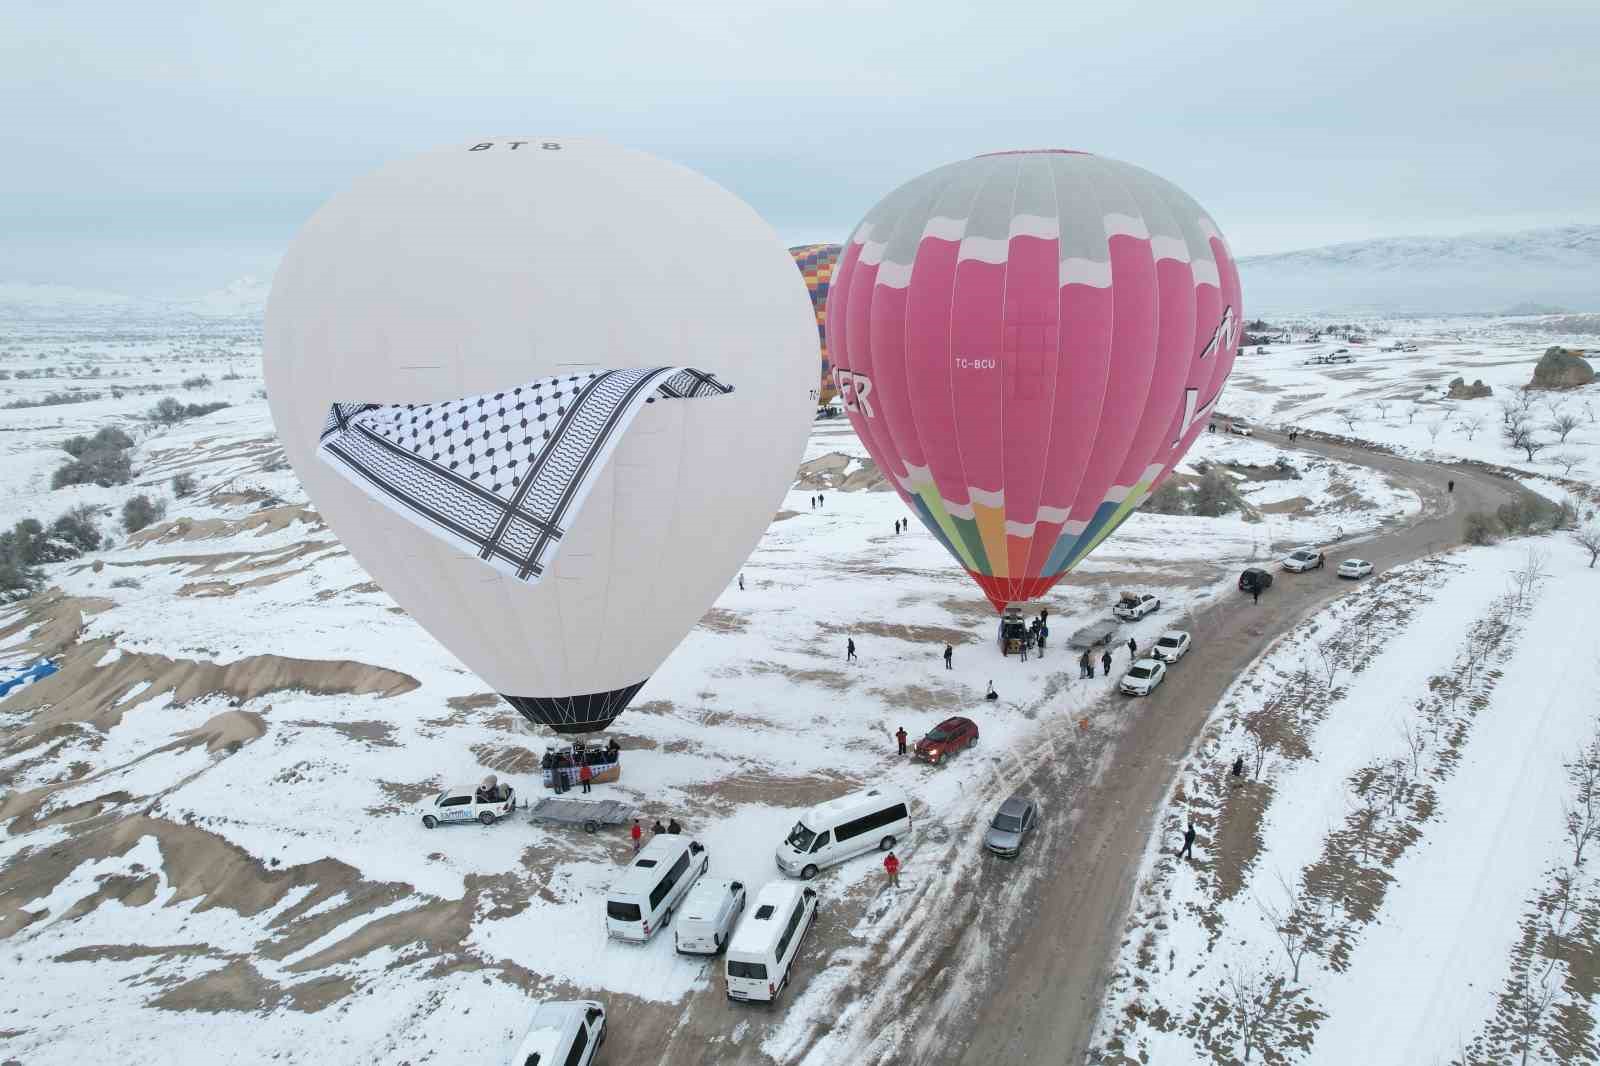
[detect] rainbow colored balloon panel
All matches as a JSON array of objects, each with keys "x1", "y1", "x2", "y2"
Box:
[{"x1": 789, "y1": 243, "x2": 842, "y2": 402}]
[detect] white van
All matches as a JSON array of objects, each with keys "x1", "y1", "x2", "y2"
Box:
[
  {"x1": 725, "y1": 881, "x2": 819, "y2": 1003},
  {"x1": 775, "y1": 785, "x2": 912, "y2": 880},
  {"x1": 604, "y1": 835, "x2": 708, "y2": 942},
  {"x1": 509, "y1": 999, "x2": 605, "y2": 1066}
]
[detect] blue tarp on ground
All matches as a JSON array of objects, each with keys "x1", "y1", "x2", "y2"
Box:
[{"x1": 0, "y1": 659, "x2": 58, "y2": 698}]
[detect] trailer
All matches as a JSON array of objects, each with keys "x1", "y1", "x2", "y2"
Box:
[
  {"x1": 1067, "y1": 620, "x2": 1122, "y2": 651},
  {"x1": 528, "y1": 797, "x2": 636, "y2": 835}
]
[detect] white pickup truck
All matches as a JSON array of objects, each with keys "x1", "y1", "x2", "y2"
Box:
[{"x1": 1112, "y1": 592, "x2": 1161, "y2": 622}]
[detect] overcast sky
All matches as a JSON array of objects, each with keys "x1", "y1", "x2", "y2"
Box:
[{"x1": 4, "y1": 0, "x2": 1598, "y2": 296}]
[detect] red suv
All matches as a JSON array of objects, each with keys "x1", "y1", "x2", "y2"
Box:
[{"x1": 914, "y1": 716, "x2": 979, "y2": 764}]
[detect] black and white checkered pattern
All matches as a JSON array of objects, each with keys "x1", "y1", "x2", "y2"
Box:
[{"x1": 317, "y1": 367, "x2": 732, "y2": 583}]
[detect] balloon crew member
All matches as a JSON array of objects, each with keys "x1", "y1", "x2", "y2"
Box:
[
  {"x1": 667, "y1": 818, "x2": 682, "y2": 835},
  {"x1": 847, "y1": 638, "x2": 857, "y2": 663},
  {"x1": 630, "y1": 819, "x2": 643, "y2": 854},
  {"x1": 1101, "y1": 650, "x2": 1112, "y2": 677},
  {"x1": 1127, "y1": 636, "x2": 1137, "y2": 660},
  {"x1": 895, "y1": 726, "x2": 908, "y2": 755},
  {"x1": 884, "y1": 851, "x2": 901, "y2": 888},
  {"x1": 579, "y1": 761, "x2": 593, "y2": 794},
  {"x1": 652, "y1": 819, "x2": 666, "y2": 835},
  {"x1": 943, "y1": 643, "x2": 953, "y2": 670},
  {"x1": 985, "y1": 681, "x2": 998, "y2": 701}
]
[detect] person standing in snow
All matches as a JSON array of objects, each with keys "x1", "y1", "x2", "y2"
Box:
[
  {"x1": 943, "y1": 643, "x2": 953, "y2": 669},
  {"x1": 1231, "y1": 755, "x2": 1245, "y2": 781},
  {"x1": 1127, "y1": 636, "x2": 1138, "y2": 659},
  {"x1": 1179, "y1": 820, "x2": 1197, "y2": 861},
  {"x1": 819, "y1": 493, "x2": 825, "y2": 507},
  {"x1": 884, "y1": 851, "x2": 901, "y2": 888},
  {"x1": 652, "y1": 819, "x2": 666, "y2": 835},
  {"x1": 579, "y1": 761, "x2": 593, "y2": 794},
  {"x1": 630, "y1": 819, "x2": 643, "y2": 853},
  {"x1": 1252, "y1": 585, "x2": 1261, "y2": 605},
  {"x1": 738, "y1": 573, "x2": 744, "y2": 591},
  {"x1": 1101, "y1": 650, "x2": 1112, "y2": 677},
  {"x1": 1079, "y1": 650, "x2": 1093, "y2": 679},
  {"x1": 1447, "y1": 479, "x2": 1454, "y2": 493},
  {"x1": 985, "y1": 681, "x2": 998, "y2": 701},
  {"x1": 847, "y1": 637, "x2": 857, "y2": 663},
  {"x1": 895, "y1": 726, "x2": 908, "y2": 756},
  {"x1": 667, "y1": 818, "x2": 682, "y2": 834}
]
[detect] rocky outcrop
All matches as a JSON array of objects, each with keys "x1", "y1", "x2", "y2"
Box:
[
  {"x1": 1446, "y1": 376, "x2": 1493, "y2": 399},
  {"x1": 1530, "y1": 347, "x2": 1595, "y2": 389}
]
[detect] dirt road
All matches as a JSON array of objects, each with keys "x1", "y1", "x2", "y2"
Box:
[{"x1": 948, "y1": 430, "x2": 1541, "y2": 1066}]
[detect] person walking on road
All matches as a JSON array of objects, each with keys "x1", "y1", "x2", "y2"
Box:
[
  {"x1": 630, "y1": 819, "x2": 642, "y2": 854},
  {"x1": 579, "y1": 762, "x2": 593, "y2": 794},
  {"x1": 1252, "y1": 585, "x2": 1261, "y2": 605},
  {"x1": 1101, "y1": 650, "x2": 1113, "y2": 677},
  {"x1": 884, "y1": 851, "x2": 901, "y2": 888},
  {"x1": 1079, "y1": 650, "x2": 1093, "y2": 679},
  {"x1": 1127, "y1": 636, "x2": 1138, "y2": 659},
  {"x1": 895, "y1": 726, "x2": 908, "y2": 756},
  {"x1": 943, "y1": 643, "x2": 953, "y2": 669},
  {"x1": 1231, "y1": 756, "x2": 1245, "y2": 781},
  {"x1": 1447, "y1": 479, "x2": 1454, "y2": 493},
  {"x1": 1180, "y1": 820, "x2": 1197, "y2": 861},
  {"x1": 738, "y1": 573, "x2": 744, "y2": 591},
  {"x1": 847, "y1": 637, "x2": 857, "y2": 663}
]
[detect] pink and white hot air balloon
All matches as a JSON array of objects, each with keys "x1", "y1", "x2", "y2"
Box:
[{"x1": 829, "y1": 150, "x2": 1241, "y2": 612}]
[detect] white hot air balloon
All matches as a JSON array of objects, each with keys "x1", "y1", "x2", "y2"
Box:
[{"x1": 264, "y1": 138, "x2": 817, "y2": 733}]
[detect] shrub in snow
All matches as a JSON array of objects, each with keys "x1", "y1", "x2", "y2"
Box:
[
  {"x1": 171, "y1": 471, "x2": 198, "y2": 498},
  {"x1": 1464, "y1": 511, "x2": 1501, "y2": 546},
  {"x1": 49, "y1": 504, "x2": 102, "y2": 555},
  {"x1": 50, "y1": 446, "x2": 131, "y2": 489},
  {"x1": 182, "y1": 374, "x2": 213, "y2": 390},
  {"x1": 1497, "y1": 496, "x2": 1561, "y2": 536},
  {"x1": 1146, "y1": 479, "x2": 1188, "y2": 515},
  {"x1": 109, "y1": 576, "x2": 140, "y2": 589},
  {"x1": 121, "y1": 494, "x2": 166, "y2": 534},
  {"x1": 61, "y1": 426, "x2": 133, "y2": 458},
  {"x1": 147, "y1": 396, "x2": 230, "y2": 425},
  {"x1": 1191, "y1": 468, "x2": 1245, "y2": 518}
]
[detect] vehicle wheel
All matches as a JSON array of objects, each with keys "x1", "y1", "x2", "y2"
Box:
[
  {"x1": 662, "y1": 907, "x2": 673, "y2": 928},
  {"x1": 422, "y1": 816, "x2": 437, "y2": 830},
  {"x1": 583, "y1": 820, "x2": 599, "y2": 834},
  {"x1": 800, "y1": 864, "x2": 819, "y2": 881},
  {"x1": 879, "y1": 836, "x2": 896, "y2": 852},
  {"x1": 713, "y1": 933, "x2": 723, "y2": 953},
  {"x1": 702, "y1": 858, "x2": 710, "y2": 876},
  {"x1": 1154, "y1": 599, "x2": 1162, "y2": 610},
  {"x1": 479, "y1": 811, "x2": 495, "y2": 826}
]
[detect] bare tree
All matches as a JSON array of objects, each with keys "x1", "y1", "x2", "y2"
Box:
[
  {"x1": 1398, "y1": 716, "x2": 1427, "y2": 778},
  {"x1": 1311, "y1": 638, "x2": 1345, "y2": 690},
  {"x1": 1584, "y1": 398, "x2": 1596, "y2": 425},
  {"x1": 1511, "y1": 546, "x2": 1549, "y2": 608},
  {"x1": 1575, "y1": 522, "x2": 1600, "y2": 569},
  {"x1": 1374, "y1": 398, "x2": 1392, "y2": 422},
  {"x1": 1340, "y1": 410, "x2": 1360, "y2": 434},
  {"x1": 1426, "y1": 419, "x2": 1446, "y2": 445},
  {"x1": 1255, "y1": 872, "x2": 1316, "y2": 983},
  {"x1": 1499, "y1": 395, "x2": 1525, "y2": 426},
  {"x1": 1404, "y1": 402, "x2": 1419, "y2": 425},
  {"x1": 1518, "y1": 434, "x2": 1549, "y2": 463},
  {"x1": 1565, "y1": 731, "x2": 1600, "y2": 867},
  {"x1": 1549, "y1": 412, "x2": 1582, "y2": 443},
  {"x1": 1244, "y1": 710, "x2": 1273, "y2": 781},
  {"x1": 1551, "y1": 451, "x2": 1584, "y2": 476},
  {"x1": 1457, "y1": 414, "x2": 1486, "y2": 441},
  {"x1": 1512, "y1": 956, "x2": 1560, "y2": 1066}
]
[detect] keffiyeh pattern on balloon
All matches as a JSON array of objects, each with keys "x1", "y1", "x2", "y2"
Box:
[{"x1": 317, "y1": 367, "x2": 732, "y2": 583}]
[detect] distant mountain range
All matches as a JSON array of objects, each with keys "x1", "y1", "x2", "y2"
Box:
[
  {"x1": 0, "y1": 277, "x2": 269, "y2": 321},
  {"x1": 1239, "y1": 224, "x2": 1600, "y2": 314}
]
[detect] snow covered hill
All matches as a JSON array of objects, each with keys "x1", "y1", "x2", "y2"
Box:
[{"x1": 1240, "y1": 225, "x2": 1600, "y2": 315}]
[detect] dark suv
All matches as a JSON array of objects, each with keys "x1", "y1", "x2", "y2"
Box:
[{"x1": 1239, "y1": 568, "x2": 1273, "y2": 594}]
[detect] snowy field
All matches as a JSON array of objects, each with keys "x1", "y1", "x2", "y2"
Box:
[{"x1": 0, "y1": 311, "x2": 1431, "y2": 1065}]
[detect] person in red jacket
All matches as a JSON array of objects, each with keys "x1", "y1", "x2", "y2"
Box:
[
  {"x1": 895, "y1": 726, "x2": 908, "y2": 756},
  {"x1": 579, "y1": 762, "x2": 593, "y2": 793},
  {"x1": 884, "y1": 851, "x2": 901, "y2": 888},
  {"x1": 630, "y1": 819, "x2": 642, "y2": 853}
]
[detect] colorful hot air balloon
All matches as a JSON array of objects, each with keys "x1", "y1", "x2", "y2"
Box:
[
  {"x1": 789, "y1": 243, "x2": 842, "y2": 403},
  {"x1": 829, "y1": 150, "x2": 1241, "y2": 612},
  {"x1": 265, "y1": 138, "x2": 816, "y2": 733}
]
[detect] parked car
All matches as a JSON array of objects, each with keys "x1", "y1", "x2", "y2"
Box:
[
  {"x1": 914, "y1": 716, "x2": 979, "y2": 765},
  {"x1": 1238, "y1": 568, "x2": 1274, "y2": 594},
  {"x1": 725, "y1": 882, "x2": 819, "y2": 1003},
  {"x1": 1151, "y1": 630, "x2": 1192, "y2": 663},
  {"x1": 776, "y1": 786, "x2": 912, "y2": 880},
  {"x1": 1112, "y1": 591, "x2": 1161, "y2": 622},
  {"x1": 675, "y1": 878, "x2": 746, "y2": 956},
  {"x1": 510, "y1": 1000, "x2": 606, "y2": 1066},
  {"x1": 984, "y1": 793, "x2": 1038, "y2": 858},
  {"x1": 1338, "y1": 558, "x2": 1375, "y2": 580},
  {"x1": 1281, "y1": 547, "x2": 1326, "y2": 573},
  {"x1": 420, "y1": 781, "x2": 516, "y2": 829},
  {"x1": 1119, "y1": 658, "x2": 1168, "y2": 697},
  {"x1": 1227, "y1": 419, "x2": 1254, "y2": 436}
]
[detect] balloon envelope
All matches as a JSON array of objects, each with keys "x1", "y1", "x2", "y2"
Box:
[
  {"x1": 829, "y1": 150, "x2": 1241, "y2": 611},
  {"x1": 789, "y1": 243, "x2": 843, "y2": 403},
  {"x1": 265, "y1": 138, "x2": 817, "y2": 732}
]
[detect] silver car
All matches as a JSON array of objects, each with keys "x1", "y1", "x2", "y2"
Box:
[{"x1": 984, "y1": 794, "x2": 1038, "y2": 858}]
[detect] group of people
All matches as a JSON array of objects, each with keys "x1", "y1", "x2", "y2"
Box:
[
  {"x1": 808, "y1": 493, "x2": 827, "y2": 509},
  {"x1": 892, "y1": 519, "x2": 911, "y2": 535},
  {"x1": 1078, "y1": 636, "x2": 1139, "y2": 679},
  {"x1": 543, "y1": 738, "x2": 622, "y2": 794},
  {"x1": 628, "y1": 816, "x2": 684, "y2": 851}
]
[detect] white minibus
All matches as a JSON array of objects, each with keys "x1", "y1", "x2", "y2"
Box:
[
  {"x1": 604, "y1": 835, "x2": 708, "y2": 942},
  {"x1": 774, "y1": 785, "x2": 911, "y2": 880},
  {"x1": 725, "y1": 881, "x2": 818, "y2": 1003}
]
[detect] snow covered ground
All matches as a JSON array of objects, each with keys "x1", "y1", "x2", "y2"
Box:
[{"x1": 0, "y1": 313, "x2": 1430, "y2": 1065}]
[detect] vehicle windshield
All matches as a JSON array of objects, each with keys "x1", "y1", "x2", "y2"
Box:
[
  {"x1": 1157, "y1": 637, "x2": 1179, "y2": 648},
  {"x1": 925, "y1": 729, "x2": 949, "y2": 742},
  {"x1": 728, "y1": 960, "x2": 768, "y2": 980},
  {"x1": 606, "y1": 901, "x2": 641, "y2": 922},
  {"x1": 991, "y1": 812, "x2": 1023, "y2": 832},
  {"x1": 1130, "y1": 666, "x2": 1154, "y2": 679},
  {"x1": 1292, "y1": 552, "x2": 1314, "y2": 560},
  {"x1": 785, "y1": 822, "x2": 816, "y2": 851}
]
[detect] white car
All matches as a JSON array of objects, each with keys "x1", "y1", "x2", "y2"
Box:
[
  {"x1": 510, "y1": 1000, "x2": 606, "y2": 1066},
  {"x1": 1227, "y1": 419, "x2": 1254, "y2": 436},
  {"x1": 1338, "y1": 558, "x2": 1374, "y2": 580},
  {"x1": 1112, "y1": 592, "x2": 1161, "y2": 622},
  {"x1": 1119, "y1": 658, "x2": 1168, "y2": 696},
  {"x1": 1151, "y1": 630, "x2": 1191, "y2": 663},
  {"x1": 420, "y1": 783, "x2": 516, "y2": 828},
  {"x1": 1280, "y1": 547, "x2": 1326, "y2": 573},
  {"x1": 676, "y1": 878, "x2": 747, "y2": 956}
]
